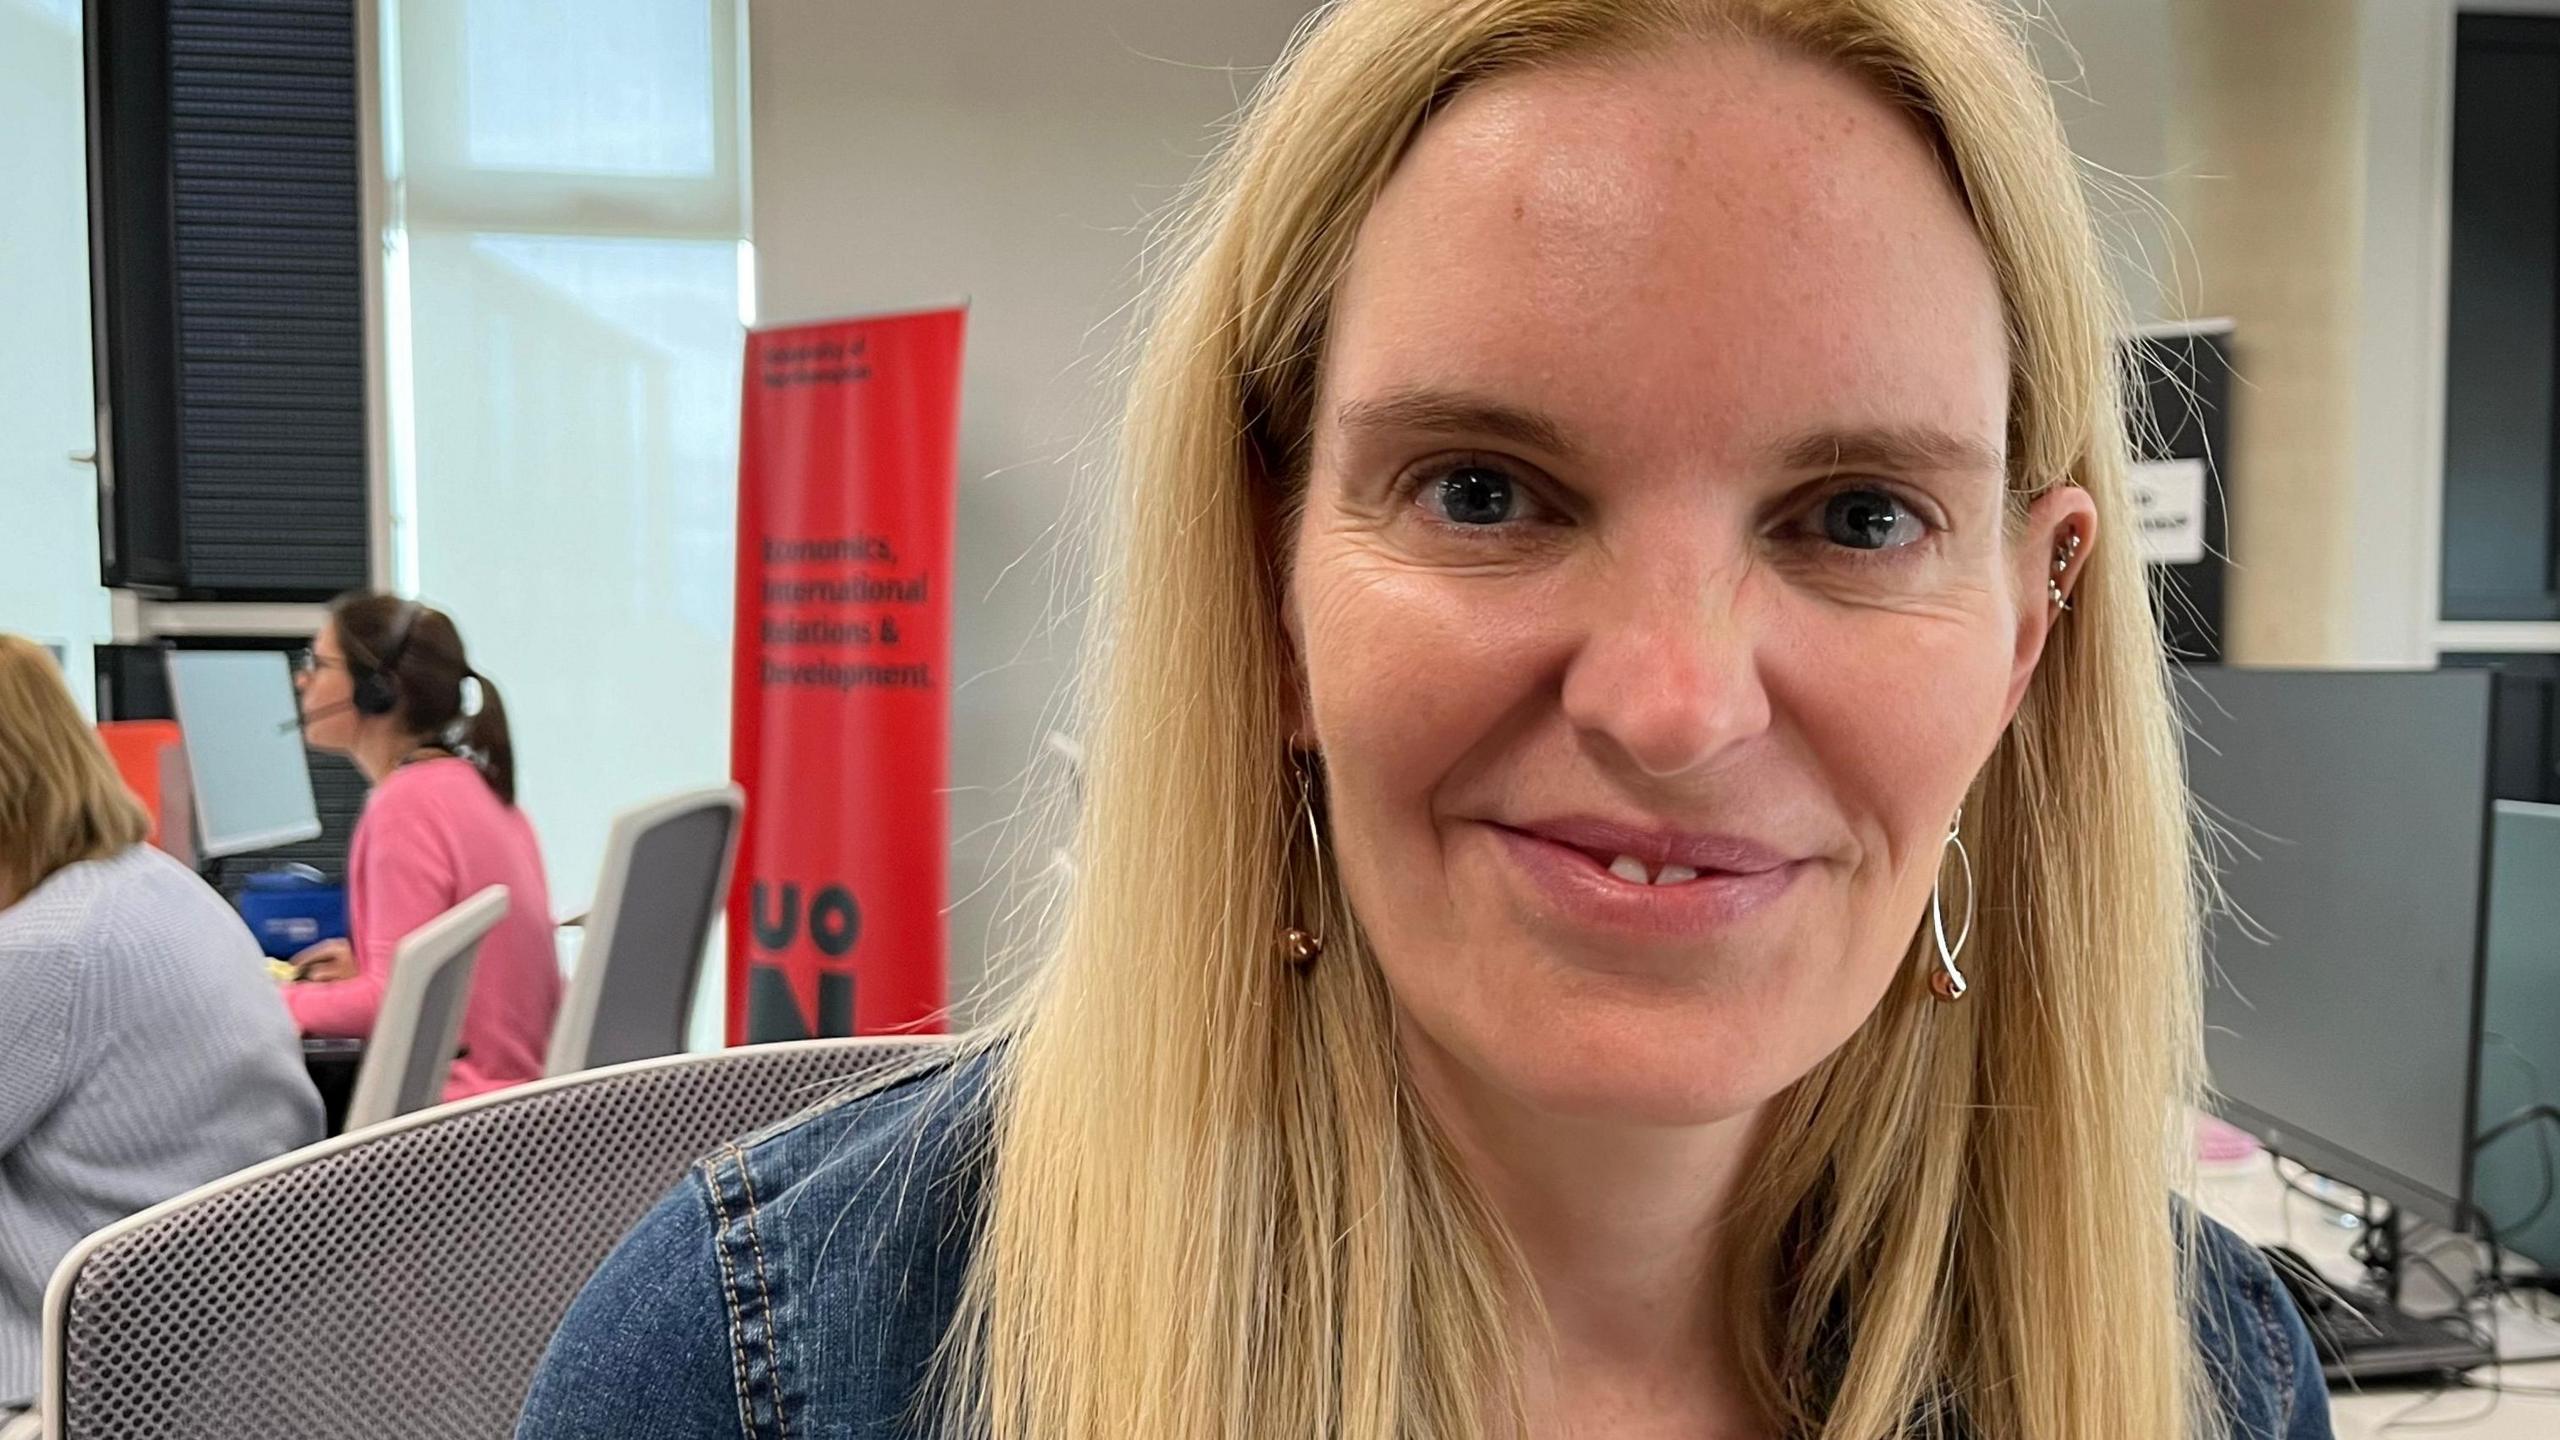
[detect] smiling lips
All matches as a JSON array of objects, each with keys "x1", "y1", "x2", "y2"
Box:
[
  {"x1": 1486, "y1": 816, "x2": 1806, "y2": 934},
  {"x1": 1508, "y1": 816, "x2": 1797, "y2": 880}
]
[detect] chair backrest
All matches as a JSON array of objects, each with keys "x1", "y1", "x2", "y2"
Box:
[
  {"x1": 41, "y1": 1036, "x2": 949, "y2": 1440},
  {"x1": 544, "y1": 785, "x2": 743, "y2": 1076},
  {"x1": 342, "y1": 885, "x2": 507, "y2": 1132}
]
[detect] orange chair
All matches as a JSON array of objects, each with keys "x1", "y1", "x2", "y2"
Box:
[{"x1": 95, "y1": 720, "x2": 182, "y2": 850}]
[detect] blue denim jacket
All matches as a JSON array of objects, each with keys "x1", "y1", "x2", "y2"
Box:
[{"x1": 518, "y1": 1048, "x2": 2332, "y2": 1439}]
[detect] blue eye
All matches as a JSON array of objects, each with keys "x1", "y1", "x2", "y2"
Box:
[
  {"x1": 1426, "y1": 465, "x2": 1524, "y2": 526},
  {"x1": 1820, "y1": 489, "x2": 1925, "y2": 550}
]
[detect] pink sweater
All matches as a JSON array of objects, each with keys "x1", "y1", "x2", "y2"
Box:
[{"x1": 285, "y1": 758, "x2": 562, "y2": 1101}]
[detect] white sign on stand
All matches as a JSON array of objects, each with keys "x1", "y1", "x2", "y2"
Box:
[{"x1": 2129, "y1": 458, "x2": 2208, "y2": 566}]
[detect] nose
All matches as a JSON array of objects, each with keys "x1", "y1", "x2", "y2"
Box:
[{"x1": 1558, "y1": 553, "x2": 1774, "y2": 780}]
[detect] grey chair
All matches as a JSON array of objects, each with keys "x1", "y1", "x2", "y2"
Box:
[
  {"x1": 343, "y1": 884, "x2": 508, "y2": 1132},
  {"x1": 39, "y1": 1036, "x2": 947, "y2": 1440},
  {"x1": 544, "y1": 785, "x2": 744, "y2": 1077}
]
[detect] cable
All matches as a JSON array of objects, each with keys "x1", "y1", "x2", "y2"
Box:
[
  {"x1": 2281, "y1": 1165, "x2": 2514, "y2": 1352},
  {"x1": 2473, "y1": 1100, "x2": 2560, "y2": 1240},
  {"x1": 2377, "y1": 1380, "x2": 2499, "y2": 1434},
  {"x1": 2460, "y1": 1374, "x2": 2560, "y2": 1399},
  {"x1": 2491, "y1": 1038, "x2": 2557, "y2": 1235},
  {"x1": 2264, "y1": 1150, "x2": 2560, "y2": 1398}
]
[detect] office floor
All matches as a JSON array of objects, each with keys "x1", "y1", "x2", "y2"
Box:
[{"x1": 2193, "y1": 1157, "x2": 2560, "y2": 1438}]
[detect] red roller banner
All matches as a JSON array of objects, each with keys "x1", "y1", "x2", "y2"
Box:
[{"x1": 728, "y1": 307, "x2": 965, "y2": 1042}]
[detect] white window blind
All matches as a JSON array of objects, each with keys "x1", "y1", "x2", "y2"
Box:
[
  {"x1": 378, "y1": 0, "x2": 748, "y2": 1046},
  {"x1": 0, "y1": 0, "x2": 108, "y2": 709}
]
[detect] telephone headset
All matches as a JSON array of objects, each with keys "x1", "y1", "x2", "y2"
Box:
[{"x1": 350, "y1": 599, "x2": 423, "y2": 717}]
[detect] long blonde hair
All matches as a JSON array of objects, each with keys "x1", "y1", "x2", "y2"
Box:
[
  {"x1": 951, "y1": 3, "x2": 2204, "y2": 1437},
  {"x1": 0, "y1": 634, "x2": 151, "y2": 910}
]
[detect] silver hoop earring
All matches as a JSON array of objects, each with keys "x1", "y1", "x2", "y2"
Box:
[
  {"x1": 1929, "y1": 807, "x2": 1974, "y2": 1002},
  {"x1": 1280, "y1": 754, "x2": 1329, "y2": 968}
]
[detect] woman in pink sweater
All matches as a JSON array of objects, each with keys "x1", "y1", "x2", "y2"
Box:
[{"x1": 283, "y1": 593, "x2": 560, "y2": 1101}]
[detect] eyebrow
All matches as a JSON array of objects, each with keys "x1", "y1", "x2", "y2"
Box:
[
  {"x1": 1331, "y1": 388, "x2": 2006, "y2": 478},
  {"x1": 1331, "y1": 388, "x2": 1579, "y2": 457},
  {"x1": 1770, "y1": 425, "x2": 2006, "y2": 478}
]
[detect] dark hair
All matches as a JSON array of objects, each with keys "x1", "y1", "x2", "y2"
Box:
[{"x1": 329, "y1": 591, "x2": 517, "y2": 806}]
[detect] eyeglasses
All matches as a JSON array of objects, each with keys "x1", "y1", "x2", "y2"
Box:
[{"x1": 289, "y1": 647, "x2": 346, "y2": 677}]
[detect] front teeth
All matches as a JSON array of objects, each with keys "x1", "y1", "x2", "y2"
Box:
[{"x1": 1606, "y1": 855, "x2": 1700, "y2": 886}]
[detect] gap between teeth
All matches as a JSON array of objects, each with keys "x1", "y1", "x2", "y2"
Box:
[{"x1": 1607, "y1": 855, "x2": 1699, "y2": 886}]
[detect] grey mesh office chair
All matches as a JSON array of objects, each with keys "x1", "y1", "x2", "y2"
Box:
[
  {"x1": 40, "y1": 1036, "x2": 946, "y2": 1440},
  {"x1": 544, "y1": 785, "x2": 744, "y2": 1077},
  {"x1": 342, "y1": 884, "x2": 508, "y2": 1132}
]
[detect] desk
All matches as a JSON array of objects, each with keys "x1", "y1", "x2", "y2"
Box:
[
  {"x1": 2195, "y1": 1155, "x2": 2560, "y2": 1438},
  {"x1": 300, "y1": 1037, "x2": 362, "y2": 1136}
]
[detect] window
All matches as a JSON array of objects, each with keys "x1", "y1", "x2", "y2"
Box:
[
  {"x1": 2445, "y1": 14, "x2": 2560, "y2": 623},
  {"x1": 461, "y1": 0, "x2": 716, "y2": 177},
  {"x1": 0, "y1": 0, "x2": 108, "y2": 709},
  {"x1": 378, "y1": 0, "x2": 747, "y2": 1045}
]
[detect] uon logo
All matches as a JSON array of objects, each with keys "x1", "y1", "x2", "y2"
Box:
[
  {"x1": 745, "y1": 879, "x2": 861, "y2": 1039},
  {"x1": 751, "y1": 879, "x2": 860, "y2": 957}
]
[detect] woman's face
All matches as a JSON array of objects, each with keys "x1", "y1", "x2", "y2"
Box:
[
  {"x1": 1287, "y1": 40, "x2": 2091, "y2": 1127},
  {"x1": 296, "y1": 621, "x2": 361, "y2": 753}
]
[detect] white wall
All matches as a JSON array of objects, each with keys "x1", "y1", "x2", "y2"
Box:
[
  {"x1": 747, "y1": 0, "x2": 1317, "y2": 1014},
  {"x1": 2035, "y1": 0, "x2": 2189, "y2": 327},
  {"x1": 2345, "y1": 0, "x2": 2456, "y2": 666},
  {"x1": 2039, "y1": 0, "x2": 2454, "y2": 667}
]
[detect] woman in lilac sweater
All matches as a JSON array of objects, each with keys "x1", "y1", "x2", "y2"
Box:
[{"x1": 284, "y1": 593, "x2": 560, "y2": 1101}]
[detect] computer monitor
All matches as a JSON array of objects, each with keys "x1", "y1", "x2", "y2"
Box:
[
  {"x1": 2183, "y1": 666, "x2": 2504, "y2": 1233},
  {"x1": 163, "y1": 649, "x2": 323, "y2": 860},
  {"x1": 2476, "y1": 799, "x2": 2560, "y2": 1271}
]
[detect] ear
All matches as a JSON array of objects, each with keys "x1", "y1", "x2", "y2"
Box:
[{"x1": 2001, "y1": 484, "x2": 2098, "y2": 725}]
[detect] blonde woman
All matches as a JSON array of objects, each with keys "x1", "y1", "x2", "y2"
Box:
[
  {"x1": 524, "y1": 2, "x2": 2326, "y2": 1436},
  {"x1": 0, "y1": 636, "x2": 320, "y2": 1428}
]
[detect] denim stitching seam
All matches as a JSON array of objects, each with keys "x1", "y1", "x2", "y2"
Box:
[
  {"x1": 2248, "y1": 1268, "x2": 2295, "y2": 1431},
  {"x1": 731, "y1": 1142, "x2": 795, "y2": 1440},
  {"x1": 699, "y1": 1159, "x2": 763, "y2": 1440}
]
